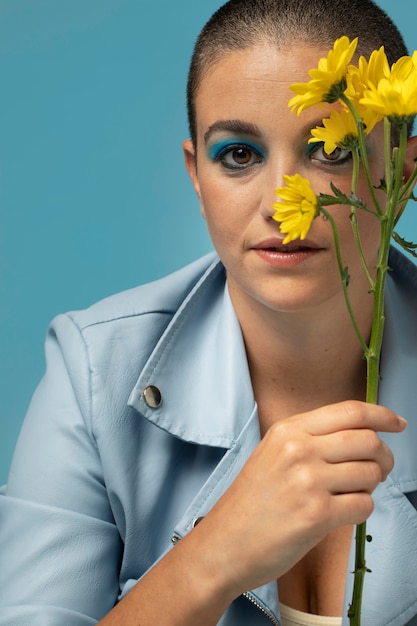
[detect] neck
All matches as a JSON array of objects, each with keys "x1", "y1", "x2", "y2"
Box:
[{"x1": 228, "y1": 282, "x2": 373, "y2": 427}]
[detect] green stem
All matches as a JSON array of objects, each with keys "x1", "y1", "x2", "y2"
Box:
[
  {"x1": 389, "y1": 121, "x2": 409, "y2": 221},
  {"x1": 349, "y1": 209, "x2": 376, "y2": 293},
  {"x1": 384, "y1": 117, "x2": 393, "y2": 197},
  {"x1": 351, "y1": 147, "x2": 360, "y2": 194},
  {"x1": 319, "y1": 208, "x2": 368, "y2": 353},
  {"x1": 347, "y1": 117, "x2": 409, "y2": 626},
  {"x1": 345, "y1": 150, "x2": 376, "y2": 291},
  {"x1": 347, "y1": 522, "x2": 369, "y2": 624},
  {"x1": 340, "y1": 95, "x2": 383, "y2": 216},
  {"x1": 347, "y1": 205, "x2": 389, "y2": 626}
]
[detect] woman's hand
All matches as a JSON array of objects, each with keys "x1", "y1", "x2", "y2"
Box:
[{"x1": 190, "y1": 400, "x2": 406, "y2": 600}]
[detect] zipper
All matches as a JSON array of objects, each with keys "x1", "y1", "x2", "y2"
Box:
[
  {"x1": 243, "y1": 591, "x2": 281, "y2": 625},
  {"x1": 171, "y1": 533, "x2": 281, "y2": 625}
]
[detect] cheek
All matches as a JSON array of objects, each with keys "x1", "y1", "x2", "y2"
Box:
[
  {"x1": 197, "y1": 178, "x2": 236, "y2": 227},
  {"x1": 195, "y1": 165, "x2": 263, "y2": 241},
  {"x1": 197, "y1": 189, "x2": 230, "y2": 244}
]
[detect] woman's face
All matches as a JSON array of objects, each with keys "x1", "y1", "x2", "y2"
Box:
[{"x1": 183, "y1": 43, "x2": 388, "y2": 320}]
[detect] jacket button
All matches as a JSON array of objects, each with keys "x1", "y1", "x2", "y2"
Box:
[{"x1": 143, "y1": 385, "x2": 162, "y2": 408}]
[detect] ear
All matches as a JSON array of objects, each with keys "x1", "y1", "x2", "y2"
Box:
[
  {"x1": 403, "y1": 135, "x2": 417, "y2": 182},
  {"x1": 183, "y1": 139, "x2": 201, "y2": 200}
]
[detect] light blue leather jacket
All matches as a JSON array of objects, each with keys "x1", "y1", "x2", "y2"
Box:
[{"x1": 1, "y1": 249, "x2": 417, "y2": 626}]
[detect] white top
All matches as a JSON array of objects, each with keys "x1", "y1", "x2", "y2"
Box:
[{"x1": 279, "y1": 603, "x2": 342, "y2": 626}]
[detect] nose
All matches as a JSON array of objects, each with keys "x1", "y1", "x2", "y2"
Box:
[
  {"x1": 260, "y1": 187, "x2": 280, "y2": 221},
  {"x1": 260, "y1": 158, "x2": 297, "y2": 220}
]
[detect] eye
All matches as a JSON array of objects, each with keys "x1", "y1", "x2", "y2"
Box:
[
  {"x1": 211, "y1": 142, "x2": 264, "y2": 171},
  {"x1": 308, "y1": 142, "x2": 352, "y2": 166}
]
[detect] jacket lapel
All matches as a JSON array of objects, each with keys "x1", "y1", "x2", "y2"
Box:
[{"x1": 128, "y1": 259, "x2": 255, "y2": 448}]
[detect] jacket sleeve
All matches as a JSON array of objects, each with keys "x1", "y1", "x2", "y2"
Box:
[{"x1": 0, "y1": 314, "x2": 123, "y2": 625}]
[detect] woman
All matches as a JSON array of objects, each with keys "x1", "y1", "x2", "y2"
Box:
[{"x1": 1, "y1": 0, "x2": 417, "y2": 624}]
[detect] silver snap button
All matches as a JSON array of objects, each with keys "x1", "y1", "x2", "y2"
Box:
[{"x1": 143, "y1": 385, "x2": 162, "y2": 408}]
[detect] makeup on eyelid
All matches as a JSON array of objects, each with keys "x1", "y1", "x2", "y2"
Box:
[
  {"x1": 207, "y1": 138, "x2": 265, "y2": 161},
  {"x1": 207, "y1": 137, "x2": 353, "y2": 165}
]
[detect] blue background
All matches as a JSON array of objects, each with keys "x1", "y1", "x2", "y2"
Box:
[{"x1": 1, "y1": 0, "x2": 416, "y2": 484}]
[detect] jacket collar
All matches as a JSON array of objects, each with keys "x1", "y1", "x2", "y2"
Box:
[{"x1": 128, "y1": 256, "x2": 255, "y2": 448}]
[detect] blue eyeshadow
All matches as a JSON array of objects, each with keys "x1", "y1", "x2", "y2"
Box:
[{"x1": 208, "y1": 138, "x2": 265, "y2": 160}]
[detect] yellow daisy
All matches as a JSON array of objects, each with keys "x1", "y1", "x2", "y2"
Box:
[
  {"x1": 273, "y1": 174, "x2": 319, "y2": 243},
  {"x1": 309, "y1": 109, "x2": 359, "y2": 154},
  {"x1": 346, "y1": 46, "x2": 390, "y2": 100},
  {"x1": 390, "y1": 55, "x2": 416, "y2": 81},
  {"x1": 309, "y1": 100, "x2": 380, "y2": 155},
  {"x1": 360, "y1": 56, "x2": 417, "y2": 119},
  {"x1": 289, "y1": 36, "x2": 358, "y2": 114}
]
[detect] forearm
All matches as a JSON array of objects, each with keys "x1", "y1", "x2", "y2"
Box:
[{"x1": 98, "y1": 526, "x2": 239, "y2": 626}]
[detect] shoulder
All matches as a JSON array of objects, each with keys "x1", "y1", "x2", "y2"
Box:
[
  {"x1": 44, "y1": 252, "x2": 223, "y2": 388},
  {"x1": 66, "y1": 251, "x2": 220, "y2": 331},
  {"x1": 36, "y1": 251, "x2": 223, "y2": 432}
]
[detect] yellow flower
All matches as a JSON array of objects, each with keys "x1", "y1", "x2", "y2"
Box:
[
  {"x1": 344, "y1": 46, "x2": 389, "y2": 128},
  {"x1": 289, "y1": 36, "x2": 358, "y2": 114},
  {"x1": 346, "y1": 47, "x2": 390, "y2": 100},
  {"x1": 360, "y1": 54, "x2": 417, "y2": 119},
  {"x1": 309, "y1": 109, "x2": 359, "y2": 154},
  {"x1": 309, "y1": 105, "x2": 380, "y2": 155},
  {"x1": 273, "y1": 174, "x2": 318, "y2": 243}
]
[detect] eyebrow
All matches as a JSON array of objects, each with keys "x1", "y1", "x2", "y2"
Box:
[
  {"x1": 203, "y1": 116, "x2": 327, "y2": 144},
  {"x1": 204, "y1": 119, "x2": 261, "y2": 144}
]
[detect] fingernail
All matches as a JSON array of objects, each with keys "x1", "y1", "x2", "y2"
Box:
[{"x1": 398, "y1": 416, "x2": 408, "y2": 429}]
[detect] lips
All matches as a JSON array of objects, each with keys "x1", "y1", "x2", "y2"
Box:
[
  {"x1": 251, "y1": 237, "x2": 323, "y2": 268},
  {"x1": 263, "y1": 244, "x2": 310, "y2": 252},
  {"x1": 253, "y1": 237, "x2": 320, "y2": 252}
]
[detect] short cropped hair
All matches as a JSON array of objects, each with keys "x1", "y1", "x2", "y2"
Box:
[{"x1": 187, "y1": 0, "x2": 411, "y2": 148}]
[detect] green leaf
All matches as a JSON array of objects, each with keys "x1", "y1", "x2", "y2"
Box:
[
  {"x1": 330, "y1": 181, "x2": 350, "y2": 202},
  {"x1": 392, "y1": 232, "x2": 417, "y2": 258}
]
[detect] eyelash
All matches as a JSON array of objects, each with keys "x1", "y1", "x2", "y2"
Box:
[
  {"x1": 209, "y1": 140, "x2": 351, "y2": 172},
  {"x1": 210, "y1": 142, "x2": 265, "y2": 171},
  {"x1": 307, "y1": 142, "x2": 353, "y2": 166}
]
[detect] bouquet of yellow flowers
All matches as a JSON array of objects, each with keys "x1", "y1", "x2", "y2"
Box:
[{"x1": 273, "y1": 36, "x2": 417, "y2": 626}]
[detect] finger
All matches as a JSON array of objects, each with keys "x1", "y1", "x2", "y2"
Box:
[
  {"x1": 292, "y1": 400, "x2": 407, "y2": 436},
  {"x1": 326, "y1": 460, "x2": 385, "y2": 495},
  {"x1": 330, "y1": 492, "x2": 375, "y2": 527},
  {"x1": 320, "y1": 429, "x2": 394, "y2": 471}
]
